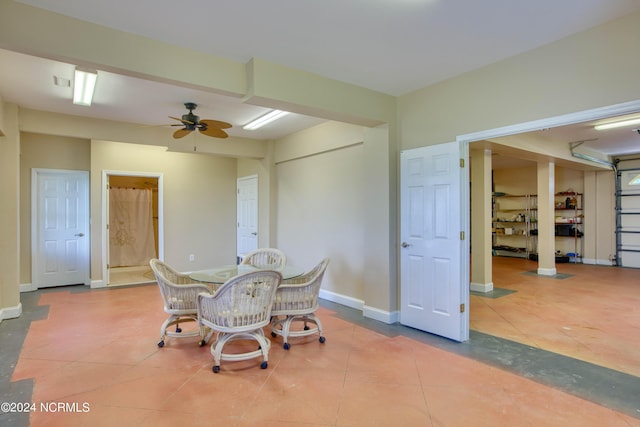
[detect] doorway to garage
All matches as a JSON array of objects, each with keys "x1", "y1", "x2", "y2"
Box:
[{"x1": 462, "y1": 100, "x2": 640, "y2": 376}]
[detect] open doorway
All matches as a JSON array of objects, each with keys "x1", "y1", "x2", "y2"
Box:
[
  {"x1": 106, "y1": 173, "x2": 161, "y2": 286},
  {"x1": 462, "y1": 100, "x2": 640, "y2": 375}
]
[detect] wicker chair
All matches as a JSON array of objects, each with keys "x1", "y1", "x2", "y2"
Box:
[
  {"x1": 197, "y1": 270, "x2": 282, "y2": 373},
  {"x1": 270, "y1": 258, "x2": 329, "y2": 350},
  {"x1": 240, "y1": 248, "x2": 287, "y2": 270},
  {"x1": 149, "y1": 258, "x2": 213, "y2": 348}
]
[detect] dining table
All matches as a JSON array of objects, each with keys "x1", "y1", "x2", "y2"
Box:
[{"x1": 189, "y1": 264, "x2": 304, "y2": 285}]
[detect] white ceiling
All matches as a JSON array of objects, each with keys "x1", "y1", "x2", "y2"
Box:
[{"x1": 2, "y1": 0, "x2": 640, "y2": 151}]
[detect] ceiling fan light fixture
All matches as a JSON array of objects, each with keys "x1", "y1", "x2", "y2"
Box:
[
  {"x1": 594, "y1": 117, "x2": 640, "y2": 131},
  {"x1": 168, "y1": 103, "x2": 231, "y2": 139},
  {"x1": 73, "y1": 68, "x2": 97, "y2": 106},
  {"x1": 243, "y1": 110, "x2": 289, "y2": 130}
]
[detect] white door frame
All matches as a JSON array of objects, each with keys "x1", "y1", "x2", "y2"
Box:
[
  {"x1": 457, "y1": 100, "x2": 640, "y2": 148},
  {"x1": 99, "y1": 170, "x2": 164, "y2": 288},
  {"x1": 456, "y1": 100, "x2": 640, "y2": 321}
]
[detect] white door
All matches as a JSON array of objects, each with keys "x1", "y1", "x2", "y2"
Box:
[
  {"x1": 400, "y1": 142, "x2": 468, "y2": 342},
  {"x1": 32, "y1": 169, "x2": 90, "y2": 288},
  {"x1": 237, "y1": 175, "x2": 258, "y2": 262}
]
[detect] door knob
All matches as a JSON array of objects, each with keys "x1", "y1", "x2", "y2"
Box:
[
  {"x1": 75, "y1": 233, "x2": 85, "y2": 237},
  {"x1": 401, "y1": 242, "x2": 411, "y2": 248},
  {"x1": 251, "y1": 232, "x2": 257, "y2": 236}
]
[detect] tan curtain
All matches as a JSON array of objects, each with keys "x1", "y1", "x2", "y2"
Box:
[{"x1": 109, "y1": 187, "x2": 156, "y2": 267}]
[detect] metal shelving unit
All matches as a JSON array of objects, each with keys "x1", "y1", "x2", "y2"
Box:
[
  {"x1": 553, "y1": 192, "x2": 583, "y2": 263},
  {"x1": 492, "y1": 193, "x2": 535, "y2": 258}
]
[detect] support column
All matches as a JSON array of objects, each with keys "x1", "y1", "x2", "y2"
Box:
[
  {"x1": 537, "y1": 161, "x2": 556, "y2": 276},
  {"x1": 0, "y1": 101, "x2": 22, "y2": 322},
  {"x1": 362, "y1": 125, "x2": 395, "y2": 323},
  {"x1": 470, "y1": 149, "x2": 493, "y2": 292}
]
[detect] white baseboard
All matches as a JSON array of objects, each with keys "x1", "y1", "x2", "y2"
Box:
[
  {"x1": 470, "y1": 282, "x2": 494, "y2": 293},
  {"x1": 582, "y1": 258, "x2": 615, "y2": 266},
  {"x1": 319, "y1": 288, "x2": 364, "y2": 311},
  {"x1": 0, "y1": 302, "x2": 23, "y2": 323},
  {"x1": 91, "y1": 280, "x2": 107, "y2": 289},
  {"x1": 537, "y1": 267, "x2": 557, "y2": 276},
  {"x1": 20, "y1": 283, "x2": 36, "y2": 292},
  {"x1": 363, "y1": 305, "x2": 398, "y2": 324},
  {"x1": 319, "y1": 289, "x2": 397, "y2": 324}
]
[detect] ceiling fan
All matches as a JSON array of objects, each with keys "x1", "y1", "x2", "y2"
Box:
[{"x1": 169, "y1": 102, "x2": 232, "y2": 139}]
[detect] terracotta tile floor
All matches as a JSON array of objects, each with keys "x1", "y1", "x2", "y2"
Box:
[{"x1": 5, "y1": 258, "x2": 640, "y2": 426}]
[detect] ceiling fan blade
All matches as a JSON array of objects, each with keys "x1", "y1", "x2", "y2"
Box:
[
  {"x1": 173, "y1": 128, "x2": 192, "y2": 139},
  {"x1": 169, "y1": 116, "x2": 195, "y2": 125},
  {"x1": 199, "y1": 127, "x2": 229, "y2": 139},
  {"x1": 200, "y1": 119, "x2": 232, "y2": 129}
]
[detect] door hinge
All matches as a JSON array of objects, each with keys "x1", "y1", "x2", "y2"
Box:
[
  {"x1": 460, "y1": 303, "x2": 465, "y2": 313},
  {"x1": 460, "y1": 231, "x2": 465, "y2": 240},
  {"x1": 460, "y1": 158, "x2": 464, "y2": 168}
]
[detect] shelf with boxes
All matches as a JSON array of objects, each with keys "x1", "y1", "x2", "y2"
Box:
[
  {"x1": 492, "y1": 193, "x2": 536, "y2": 258},
  {"x1": 554, "y1": 191, "x2": 583, "y2": 263},
  {"x1": 527, "y1": 192, "x2": 583, "y2": 263}
]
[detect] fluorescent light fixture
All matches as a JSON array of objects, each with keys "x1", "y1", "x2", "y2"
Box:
[
  {"x1": 594, "y1": 117, "x2": 640, "y2": 130},
  {"x1": 243, "y1": 110, "x2": 289, "y2": 130},
  {"x1": 73, "y1": 68, "x2": 97, "y2": 106}
]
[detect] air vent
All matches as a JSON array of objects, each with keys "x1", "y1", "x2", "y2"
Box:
[{"x1": 53, "y1": 76, "x2": 70, "y2": 87}]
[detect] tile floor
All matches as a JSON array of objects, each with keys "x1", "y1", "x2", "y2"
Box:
[
  {"x1": 108, "y1": 266, "x2": 155, "y2": 287},
  {"x1": 1, "y1": 258, "x2": 639, "y2": 426},
  {"x1": 471, "y1": 257, "x2": 640, "y2": 377}
]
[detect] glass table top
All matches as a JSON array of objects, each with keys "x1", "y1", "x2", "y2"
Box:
[{"x1": 189, "y1": 264, "x2": 304, "y2": 284}]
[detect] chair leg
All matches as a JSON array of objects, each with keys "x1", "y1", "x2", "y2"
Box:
[
  {"x1": 209, "y1": 330, "x2": 272, "y2": 373},
  {"x1": 274, "y1": 314, "x2": 325, "y2": 349},
  {"x1": 158, "y1": 315, "x2": 200, "y2": 347},
  {"x1": 158, "y1": 315, "x2": 175, "y2": 347},
  {"x1": 313, "y1": 315, "x2": 326, "y2": 343},
  {"x1": 199, "y1": 325, "x2": 215, "y2": 347}
]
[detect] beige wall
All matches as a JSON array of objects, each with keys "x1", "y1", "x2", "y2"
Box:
[
  {"x1": 272, "y1": 121, "x2": 394, "y2": 318},
  {"x1": 274, "y1": 122, "x2": 366, "y2": 301},
  {"x1": 0, "y1": 95, "x2": 5, "y2": 136},
  {"x1": 90, "y1": 141, "x2": 238, "y2": 283},
  {"x1": 0, "y1": 103, "x2": 20, "y2": 321},
  {"x1": 593, "y1": 171, "x2": 616, "y2": 264},
  {"x1": 398, "y1": 12, "x2": 640, "y2": 151},
  {"x1": 19, "y1": 133, "x2": 91, "y2": 283}
]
